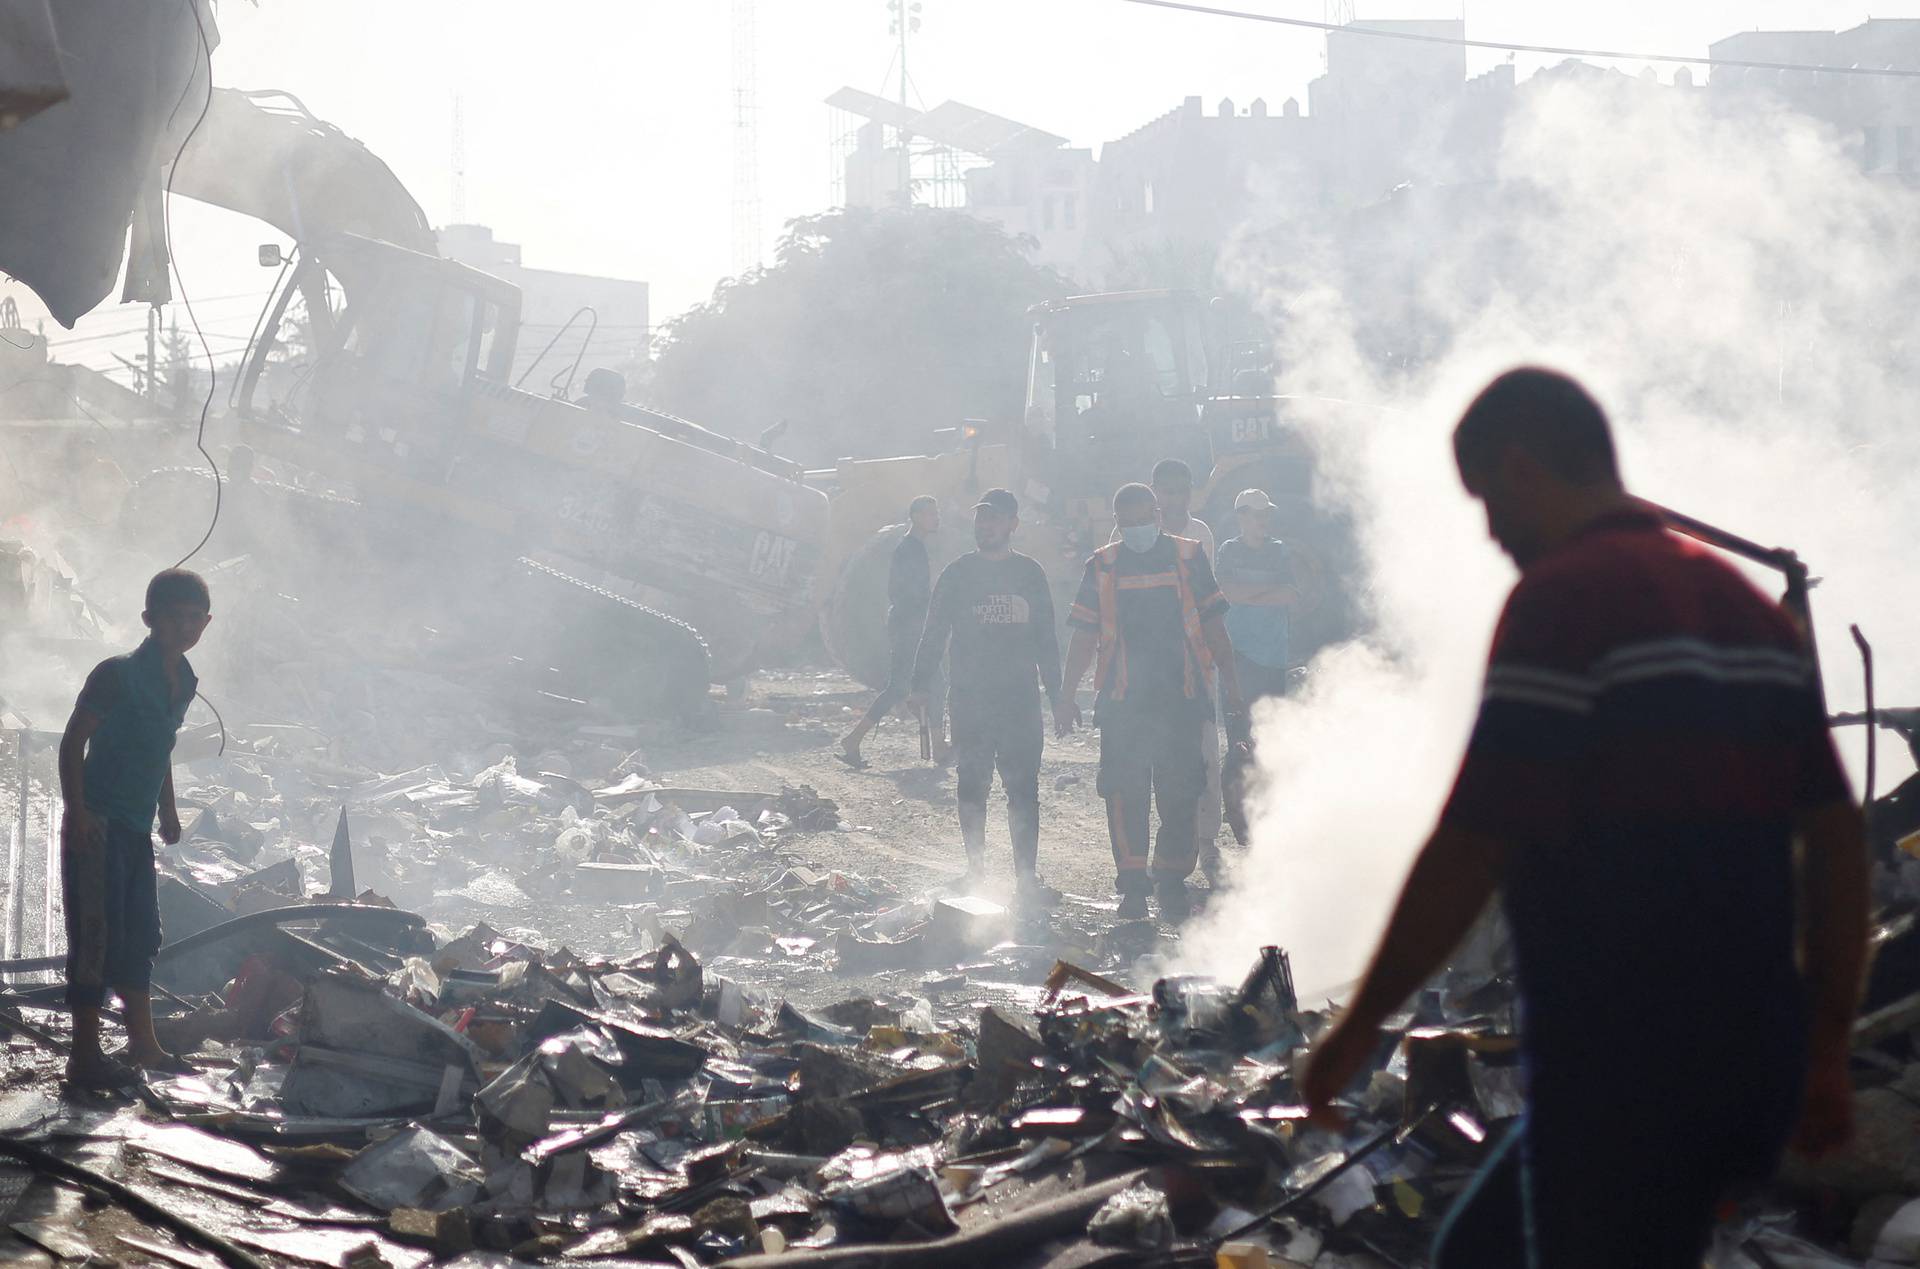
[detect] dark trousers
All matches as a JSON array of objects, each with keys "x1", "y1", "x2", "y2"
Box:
[
  {"x1": 952, "y1": 698, "x2": 1043, "y2": 873},
  {"x1": 858, "y1": 616, "x2": 942, "y2": 729},
  {"x1": 1234, "y1": 653, "x2": 1290, "y2": 703},
  {"x1": 64, "y1": 819, "x2": 163, "y2": 1008},
  {"x1": 1434, "y1": 1054, "x2": 1801, "y2": 1269},
  {"x1": 1223, "y1": 654, "x2": 1290, "y2": 844},
  {"x1": 1097, "y1": 708, "x2": 1204, "y2": 895}
]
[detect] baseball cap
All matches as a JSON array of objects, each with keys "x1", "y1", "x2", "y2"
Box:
[
  {"x1": 1233, "y1": 488, "x2": 1275, "y2": 512},
  {"x1": 973, "y1": 488, "x2": 1019, "y2": 517}
]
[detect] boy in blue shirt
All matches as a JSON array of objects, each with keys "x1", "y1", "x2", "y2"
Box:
[{"x1": 58, "y1": 568, "x2": 210, "y2": 1088}]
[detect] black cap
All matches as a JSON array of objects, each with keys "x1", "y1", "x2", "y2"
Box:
[{"x1": 973, "y1": 487, "x2": 1019, "y2": 517}]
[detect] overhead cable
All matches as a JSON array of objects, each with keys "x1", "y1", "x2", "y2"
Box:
[
  {"x1": 1115, "y1": 0, "x2": 1920, "y2": 78},
  {"x1": 164, "y1": 0, "x2": 221, "y2": 569}
]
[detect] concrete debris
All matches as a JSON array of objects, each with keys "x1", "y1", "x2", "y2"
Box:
[{"x1": 0, "y1": 709, "x2": 1908, "y2": 1268}]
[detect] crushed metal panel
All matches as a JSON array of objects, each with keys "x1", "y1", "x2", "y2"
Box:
[
  {"x1": 295, "y1": 969, "x2": 481, "y2": 1069},
  {"x1": 339, "y1": 1126, "x2": 483, "y2": 1213},
  {"x1": 281, "y1": 1044, "x2": 468, "y2": 1120}
]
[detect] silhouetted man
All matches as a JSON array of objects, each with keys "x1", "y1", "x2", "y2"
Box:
[
  {"x1": 841, "y1": 495, "x2": 947, "y2": 767},
  {"x1": 1300, "y1": 368, "x2": 1868, "y2": 1269}
]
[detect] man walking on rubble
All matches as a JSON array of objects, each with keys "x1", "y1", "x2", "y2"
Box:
[
  {"x1": 1111, "y1": 459, "x2": 1231, "y2": 881},
  {"x1": 1064, "y1": 482, "x2": 1244, "y2": 920},
  {"x1": 1300, "y1": 368, "x2": 1869, "y2": 1269},
  {"x1": 908, "y1": 488, "x2": 1069, "y2": 906},
  {"x1": 1214, "y1": 488, "x2": 1300, "y2": 845},
  {"x1": 841, "y1": 494, "x2": 948, "y2": 768},
  {"x1": 58, "y1": 568, "x2": 213, "y2": 1088}
]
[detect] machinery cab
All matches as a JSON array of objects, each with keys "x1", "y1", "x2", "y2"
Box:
[
  {"x1": 239, "y1": 232, "x2": 521, "y2": 477},
  {"x1": 1024, "y1": 290, "x2": 1215, "y2": 510}
]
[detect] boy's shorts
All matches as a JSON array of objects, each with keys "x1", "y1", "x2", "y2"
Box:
[{"x1": 63, "y1": 820, "x2": 163, "y2": 1008}]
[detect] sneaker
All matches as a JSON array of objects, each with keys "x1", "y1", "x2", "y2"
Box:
[
  {"x1": 1116, "y1": 891, "x2": 1150, "y2": 920},
  {"x1": 1156, "y1": 882, "x2": 1193, "y2": 923}
]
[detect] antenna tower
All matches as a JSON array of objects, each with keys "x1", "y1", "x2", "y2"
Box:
[
  {"x1": 450, "y1": 90, "x2": 467, "y2": 224},
  {"x1": 1324, "y1": 0, "x2": 1355, "y2": 25},
  {"x1": 732, "y1": 0, "x2": 763, "y2": 272},
  {"x1": 887, "y1": 0, "x2": 923, "y2": 204}
]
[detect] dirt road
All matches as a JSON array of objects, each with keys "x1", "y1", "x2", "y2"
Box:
[{"x1": 657, "y1": 669, "x2": 1130, "y2": 908}]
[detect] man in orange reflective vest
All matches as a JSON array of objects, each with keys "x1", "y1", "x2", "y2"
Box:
[{"x1": 1060, "y1": 483, "x2": 1244, "y2": 920}]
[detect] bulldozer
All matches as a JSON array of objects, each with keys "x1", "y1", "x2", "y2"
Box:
[
  {"x1": 819, "y1": 289, "x2": 1359, "y2": 687},
  {"x1": 10, "y1": 88, "x2": 1355, "y2": 714},
  {"x1": 107, "y1": 88, "x2": 839, "y2": 718}
]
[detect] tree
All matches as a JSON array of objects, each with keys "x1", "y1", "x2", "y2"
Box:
[{"x1": 648, "y1": 208, "x2": 1066, "y2": 465}]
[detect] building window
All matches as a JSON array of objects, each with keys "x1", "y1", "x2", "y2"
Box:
[
  {"x1": 1063, "y1": 195, "x2": 1076, "y2": 229},
  {"x1": 1144, "y1": 181, "x2": 1156, "y2": 214},
  {"x1": 1042, "y1": 197, "x2": 1055, "y2": 231}
]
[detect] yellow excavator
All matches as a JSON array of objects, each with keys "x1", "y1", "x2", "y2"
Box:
[
  {"x1": 126, "y1": 89, "x2": 837, "y2": 717},
  {"x1": 819, "y1": 289, "x2": 1360, "y2": 686}
]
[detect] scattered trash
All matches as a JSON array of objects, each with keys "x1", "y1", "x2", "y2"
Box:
[
  {"x1": 1089, "y1": 1181, "x2": 1174, "y2": 1249},
  {"x1": 0, "y1": 699, "x2": 1896, "y2": 1268}
]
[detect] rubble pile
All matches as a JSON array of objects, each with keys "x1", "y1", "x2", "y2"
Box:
[
  {"x1": 3, "y1": 871, "x2": 1524, "y2": 1269},
  {"x1": 145, "y1": 726, "x2": 1154, "y2": 1017},
  {"x1": 3, "y1": 719, "x2": 1917, "y2": 1266}
]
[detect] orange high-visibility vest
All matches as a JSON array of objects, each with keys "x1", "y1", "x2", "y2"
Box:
[{"x1": 1080, "y1": 536, "x2": 1214, "y2": 703}]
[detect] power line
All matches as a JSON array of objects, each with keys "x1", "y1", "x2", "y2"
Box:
[
  {"x1": 15, "y1": 293, "x2": 278, "y2": 348},
  {"x1": 1114, "y1": 0, "x2": 1920, "y2": 78},
  {"x1": 164, "y1": 0, "x2": 222, "y2": 571},
  {"x1": 46, "y1": 325, "x2": 256, "y2": 349}
]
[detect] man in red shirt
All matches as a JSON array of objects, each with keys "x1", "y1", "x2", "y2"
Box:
[{"x1": 1300, "y1": 368, "x2": 1868, "y2": 1268}]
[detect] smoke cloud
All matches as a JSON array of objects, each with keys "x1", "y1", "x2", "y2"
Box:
[{"x1": 1182, "y1": 68, "x2": 1920, "y2": 1000}]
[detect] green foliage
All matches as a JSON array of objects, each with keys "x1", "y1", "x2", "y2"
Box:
[{"x1": 647, "y1": 207, "x2": 1066, "y2": 465}]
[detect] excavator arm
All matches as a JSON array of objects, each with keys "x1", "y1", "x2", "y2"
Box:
[{"x1": 166, "y1": 87, "x2": 434, "y2": 255}]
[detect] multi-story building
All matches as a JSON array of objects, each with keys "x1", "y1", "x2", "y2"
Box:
[
  {"x1": 1085, "y1": 95, "x2": 1313, "y2": 285},
  {"x1": 953, "y1": 18, "x2": 1511, "y2": 289},
  {"x1": 837, "y1": 15, "x2": 1917, "y2": 292},
  {"x1": 1709, "y1": 19, "x2": 1920, "y2": 177}
]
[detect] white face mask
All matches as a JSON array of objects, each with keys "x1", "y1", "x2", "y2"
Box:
[{"x1": 1120, "y1": 524, "x2": 1160, "y2": 553}]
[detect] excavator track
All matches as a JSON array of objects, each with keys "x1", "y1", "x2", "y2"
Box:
[{"x1": 510, "y1": 558, "x2": 713, "y2": 723}]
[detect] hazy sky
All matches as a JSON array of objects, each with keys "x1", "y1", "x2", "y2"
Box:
[{"x1": 6, "y1": 0, "x2": 1891, "y2": 372}]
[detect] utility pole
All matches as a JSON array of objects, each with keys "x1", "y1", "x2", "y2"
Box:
[
  {"x1": 145, "y1": 303, "x2": 159, "y2": 400},
  {"x1": 888, "y1": 0, "x2": 922, "y2": 205},
  {"x1": 731, "y1": 0, "x2": 762, "y2": 273},
  {"x1": 895, "y1": 0, "x2": 911, "y2": 109},
  {"x1": 450, "y1": 89, "x2": 467, "y2": 224}
]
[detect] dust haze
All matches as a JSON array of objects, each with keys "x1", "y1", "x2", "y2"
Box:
[{"x1": 1181, "y1": 68, "x2": 1920, "y2": 1000}]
